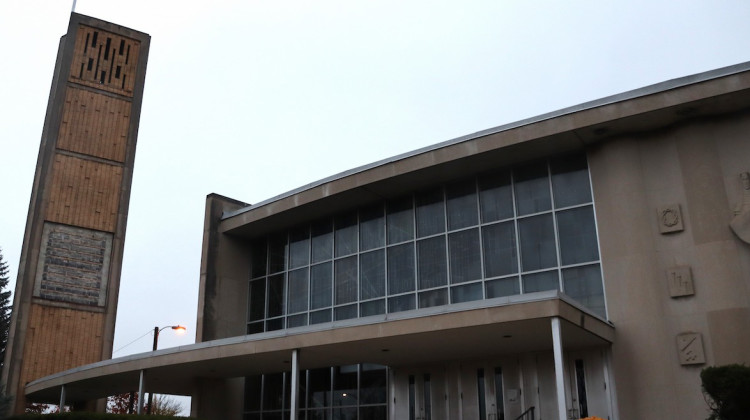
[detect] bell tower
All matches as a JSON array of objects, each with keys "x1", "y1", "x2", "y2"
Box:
[{"x1": 1, "y1": 13, "x2": 149, "y2": 413}]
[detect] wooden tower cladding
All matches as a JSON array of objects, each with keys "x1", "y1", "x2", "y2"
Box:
[{"x1": 1, "y1": 14, "x2": 149, "y2": 413}]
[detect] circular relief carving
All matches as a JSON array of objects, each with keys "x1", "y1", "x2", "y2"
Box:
[{"x1": 662, "y1": 208, "x2": 680, "y2": 227}]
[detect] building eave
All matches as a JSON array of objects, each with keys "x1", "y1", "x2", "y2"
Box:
[
  {"x1": 25, "y1": 292, "x2": 612, "y2": 404},
  {"x1": 218, "y1": 61, "x2": 750, "y2": 238}
]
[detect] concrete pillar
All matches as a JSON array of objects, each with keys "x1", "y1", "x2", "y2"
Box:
[
  {"x1": 290, "y1": 349, "x2": 300, "y2": 420},
  {"x1": 59, "y1": 385, "x2": 66, "y2": 410},
  {"x1": 137, "y1": 370, "x2": 146, "y2": 415},
  {"x1": 551, "y1": 317, "x2": 567, "y2": 420}
]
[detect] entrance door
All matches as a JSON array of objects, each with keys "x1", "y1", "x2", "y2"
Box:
[
  {"x1": 392, "y1": 367, "x2": 447, "y2": 420},
  {"x1": 567, "y1": 350, "x2": 610, "y2": 420},
  {"x1": 461, "y1": 360, "x2": 521, "y2": 420}
]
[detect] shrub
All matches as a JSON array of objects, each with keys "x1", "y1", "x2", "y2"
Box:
[
  {"x1": 701, "y1": 364, "x2": 750, "y2": 420},
  {"x1": 6, "y1": 414, "x2": 193, "y2": 420}
]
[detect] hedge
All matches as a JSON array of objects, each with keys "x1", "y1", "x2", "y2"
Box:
[{"x1": 7, "y1": 414, "x2": 195, "y2": 420}]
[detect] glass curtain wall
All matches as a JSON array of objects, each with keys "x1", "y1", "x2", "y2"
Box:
[
  {"x1": 247, "y1": 153, "x2": 604, "y2": 334},
  {"x1": 244, "y1": 364, "x2": 387, "y2": 420}
]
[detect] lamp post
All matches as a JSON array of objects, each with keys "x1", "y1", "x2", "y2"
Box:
[{"x1": 146, "y1": 325, "x2": 186, "y2": 415}]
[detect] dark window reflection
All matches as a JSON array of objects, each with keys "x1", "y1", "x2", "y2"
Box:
[
  {"x1": 448, "y1": 229, "x2": 481, "y2": 283},
  {"x1": 416, "y1": 188, "x2": 445, "y2": 237},
  {"x1": 514, "y1": 162, "x2": 551, "y2": 215},
  {"x1": 360, "y1": 250, "x2": 385, "y2": 300},
  {"x1": 387, "y1": 197, "x2": 414, "y2": 244},
  {"x1": 557, "y1": 206, "x2": 599, "y2": 265},
  {"x1": 446, "y1": 179, "x2": 479, "y2": 230},
  {"x1": 522, "y1": 270, "x2": 559, "y2": 293},
  {"x1": 359, "y1": 205, "x2": 385, "y2": 251},
  {"x1": 519, "y1": 214, "x2": 557, "y2": 271},
  {"x1": 551, "y1": 154, "x2": 591, "y2": 208},
  {"x1": 387, "y1": 243, "x2": 415, "y2": 294},
  {"x1": 417, "y1": 237, "x2": 447, "y2": 289},
  {"x1": 479, "y1": 169, "x2": 513, "y2": 223},
  {"x1": 311, "y1": 220, "x2": 333, "y2": 263},
  {"x1": 482, "y1": 222, "x2": 518, "y2": 277}
]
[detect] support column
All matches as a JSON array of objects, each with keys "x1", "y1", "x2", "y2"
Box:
[
  {"x1": 603, "y1": 346, "x2": 619, "y2": 420},
  {"x1": 551, "y1": 317, "x2": 568, "y2": 420},
  {"x1": 137, "y1": 370, "x2": 146, "y2": 415},
  {"x1": 59, "y1": 385, "x2": 66, "y2": 410},
  {"x1": 290, "y1": 349, "x2": 300, "y2": 420}
]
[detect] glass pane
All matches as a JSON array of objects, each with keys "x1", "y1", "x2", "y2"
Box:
[
  {"x1": 477, "y1": 369, "x2": 487, "y2": 420},
  {"x1": 551, "y1": 153, "x2": 592, "y2": 208},
  {"x1": 557, "y1": 206, "x2": 599, "y2": 265},
  {"x1": 387, "y1": 197, "x2": 414, "y2": 244},
  {"x1": 247, "y1": 322, "x2": 263, "y2": 334},
  {"x1": 360, "y1": 204, "x2": 385, "y2": 251},
  {"x1": 479, "y1": 169, "x2": 513, "y2": 223},
  {"x1": 482, "y1": 222, "x2": 518, "y2": 277},
  {"x1": 335, "y1": 257, "x2": 357, "y2": 305},
  {"x1": 263, "y1": 373, "x2": 284, "y2": 410},
  {"x1": 388, "y1": 294, "x2": 415, "y2": 313},
  {"x1": 448, "y1": 228, "x2": 481, "y2": 284},
  {"x1": 522, "y1": 270, "x2": 559, "y2": 293},
  {"x1": 287, "y1": 313, "x2": 307, "y2": 328},
  {"x1": 360, "y1": 406, "x2": 387, "y2": 420},
  {"x1": 268, "y1": 234, "x2": 288, "y2": 274},
  {"x1": 418, "y1": 288, "x2": 448, "y2": 308},
  {"x1": 514, "y1": 162, "x2": 551, "y2": 215},
  {"x1": 486, "y1": 277, "x2": 520, "y2": 298},
  {"x1": 310, "y1": 309, "x2": 332, "y2": 325},
  {"x1": 266, "y1": 317, "x2": 284, "y2": 331},
  {"x1": 416, "y1": 188, "x2": 445, "y2": 237},
  {"x1": 332, "y1": 408, "x2": 357, "y2": 420},
  {"x1": 360, "y1": 364, "x2": 387, "y2": 404},
  {"x1": 417, "y1": 237, "x2": 447, "y2": 289},
  {"x1": 308, "y1": 367, "x2": 331, "y2": 408},
  {"x1": 360, "y1": 250, "x2": 385, "y2": 300},
  {"x1": 245, "y1": 375, "x2": 262, "y2": 411},
  {"x1": 248, "y1": 279, "x2": 266, "y2": 321},
  {"x1": 335, "y1": 213, "x2": 358, "y2": 257},
  {"x1": 387, "y1": 243, "x2": 415, "y2": 294},
  {"x1": 451, "y1": 282, "x2": 483, "y2": 303},
  {"x1": 250, "y1": 240, "x2": 267, "y2": 279},
  {"x1": 494, "y1": 367, "x2": 505, "y2": 420},
  {"x1": 334, "y1": 304, "x2": 357, "y2": 321},
  {"x1": 312, "y1": 219, "x2": 333, "y2": 263},
  {"x1": 288, "y1": 268, "x2": 309, "y2": 314},
  {"x1": 360, "y1": 299, "x2": 385, "y2": 317},
  {"x1": 307, "y1": 409, "x2": 330, "y2": 420},
  {"x1": 446, "y1": 179, "x2": 479, "y2": 230},
  {"x1": 518, "y1": 214, "x2": 557, "y2": 271},
  {"x1": 423, "y1": 373, "x2": 432, "y2": 420},
  {"x1": 267, "y1": 274, "x2": 286, "y2": 317},
  {"x1": 289, "y1": 227, "x2": 310, "y2": 269},
  {"x1": 563, "y1": 264, "x2": 605, "y2": 317},
  {"x1": 333, "y1": 365, "x2": 358, "y2": 406},
  {"x1": 311, "y1": 263, "x2": 332, "y2": 309}
]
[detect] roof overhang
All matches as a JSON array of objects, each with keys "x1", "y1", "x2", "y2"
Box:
[
  {"x1": 26, "y1": 291, "x2": 612, "y2": 403},
  {"x1": 218, "y1": 62, "x2": 750, "y2": 239}
]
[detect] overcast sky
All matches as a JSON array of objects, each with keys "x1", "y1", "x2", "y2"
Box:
[{"x1": 2, "y1": 1, "x2": 750, "y2": 358}]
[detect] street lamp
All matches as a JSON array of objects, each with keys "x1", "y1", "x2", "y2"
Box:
[
  {"x1": 147, "y1": 325, "x2": 186, "y2": 414},
  {"x1": 153, "y1": 325, "x2": 187, "y2": 351}
]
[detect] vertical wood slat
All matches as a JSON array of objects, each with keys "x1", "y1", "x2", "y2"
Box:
[
  {"x1": 68, "y1": 25, "x2": 140, "y2": 96},
  {"x1": 46, "y1": 154, "x2": 123, "y2": 233},
  {"x1": 57, "y1": 87, "x2": 131, "y2": 162},
  {"x1": 20, "y1": 304, "x2": 104, "y2": 384}
]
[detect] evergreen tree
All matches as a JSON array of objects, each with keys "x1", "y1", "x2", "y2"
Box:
[
  {"x1": 0, "y1": 247, "x2": 11, "y2": 371},
  {"x1": 0, "y1": 247, "x2": 12, "y2": 416}
]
